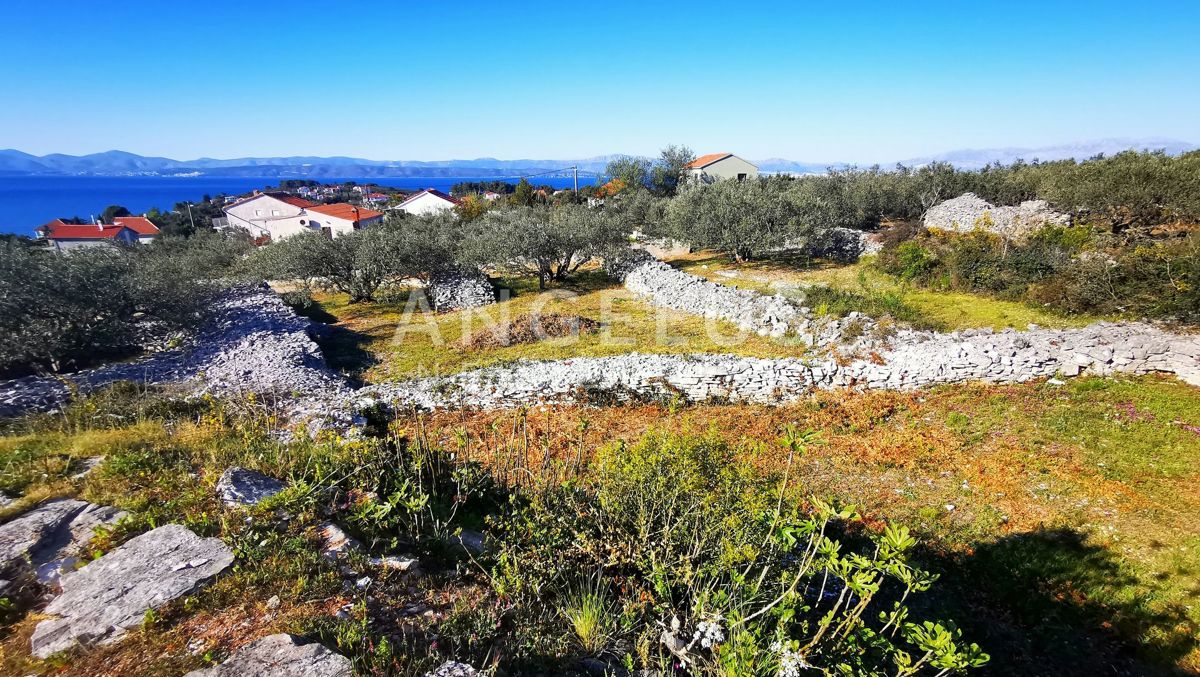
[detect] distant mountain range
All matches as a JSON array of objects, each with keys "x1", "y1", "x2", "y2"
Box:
[
  {"x1": 0, "y1": 138, "x2": 1194, "y2": 178},
  {"x1": 0, "y1": 150, "x2": 618, "y2": 178},
  {"x1": 899, "y1": 137, "x2": 1198, "y2": 170}
]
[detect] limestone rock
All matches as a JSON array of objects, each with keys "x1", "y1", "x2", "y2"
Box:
[
  {"x1": 0, "y1": 285, "x2": 356, "y2": 431},
  {"x1": 184, "y1": 633, "x2": 352, "y2": 677},
  {"x1": 924, "y1": 193, "x2": 1070, "y2": 238},
  {"x1": 319, "y1": 523, "x2": 361, "y2": 559},
  {"x1": 428, "y1": 270, "x2": 496, "y2": 312},
  {"x1": 216, "y1": 467, "x2": 287, "y2": 507},
  {"x1": 0, "y1": 499, "x2": 126, "y2": 590},
  {"x1": 426, "y1": 661, "x2": 480, "y2": 677},
  {"x1": 30, "y1": 524, "x2": 234, "y2": 658}
]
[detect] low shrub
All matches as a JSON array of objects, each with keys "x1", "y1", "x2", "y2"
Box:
[
  {"x1": 876, "y1": 223, "x2": 1200, "y2": 321},
  {"x1": 485, "y1": 431, "x2": 989, "y2": 674}
]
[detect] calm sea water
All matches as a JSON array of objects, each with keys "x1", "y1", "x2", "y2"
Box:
[{"x1": 0, "y1": 175, "x2": 598, "y2": 235}]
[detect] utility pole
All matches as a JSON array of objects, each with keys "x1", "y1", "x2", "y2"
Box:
[
  {"x1": 573, "y1": 165, "x2": 578, "y2": 192},
  {"x1": 185, "y1": 202, "x2": 195, "y2": 231}
]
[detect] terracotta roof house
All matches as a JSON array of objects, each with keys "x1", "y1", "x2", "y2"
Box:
[
  {"x1": 35, "y1": 219, "x2": 139, "y2": 252},
  {"x1": 685, "y1": 153, "x2": 758, "y2": 183},
  {"x1": 304, "y1": 203, "x2": 384, "y2": 237},
  {"x1": 220, "y1": 191, "x2": 383, "y2": 241},
  {"x1": 395, "y1": 189, "x2": 460, "y2": 216},
  {"x1": 112, "y1": 216, "x2": 161, "y2": 243}
]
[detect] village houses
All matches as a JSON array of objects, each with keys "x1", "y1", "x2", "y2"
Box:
[
  {"x1": 218, "y1": 192, "x2": 383, "y2": 241},
  {"x1": 35, "y1": 216, "x2": 160, "y2": 252}
]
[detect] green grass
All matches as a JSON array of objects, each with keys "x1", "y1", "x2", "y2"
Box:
[
  {"x1": 560, "y1": 583, "x2": 614, "y2": 655},
  {"x1": 674, "y1": 252, "x2": 1107, "y2": 331},
  {"x1": 309, "y1": 271, "x2": 815, "y2": 384}
]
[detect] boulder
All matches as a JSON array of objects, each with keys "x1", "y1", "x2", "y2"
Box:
[
  {"x1": 30, "y1": 524, "x2": 234, "y2": 658},
  {"x1": 184, "y1": 633, "x2": 352, "y2": 677},
  {"x1": 216, "y1": 467, "x2": 287, "y2": 507}
]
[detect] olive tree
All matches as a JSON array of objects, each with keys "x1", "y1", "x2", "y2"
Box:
[
  {"x1": 252, "y1": 227, "x2": 408, "y2": 303},
  {"x1": 0, "y1": 233, "x2": 247, "y2": 376},
  {"x1": 666, "y1": 177, "x2": 814, "y2": 260},
  {"x1": 470, "y1": 205, "x2": 626, "y2": 288}
]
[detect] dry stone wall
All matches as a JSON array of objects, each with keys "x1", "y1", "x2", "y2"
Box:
[
  {"x1": 614, "y1": 250, "x2": 924, "y2": 352},
  {"x1": 924, "y1": 193, "x2": 1070, "y2": 238},
  {"x1": 362, "y1": 255, "x2": 1200, "y2": 410},
  {"x1": 0, "y1": 285, "x2": 354, "y2": 429},
  {"x1": 0, "y1": 254, "x2": 1197, "y2": 425},
  {"x1": 361, "y1": 319, "x2": 1200, "y2": 410},
  {"x1": 427, "y1": 270, "x2": 496, "y2": 312}
]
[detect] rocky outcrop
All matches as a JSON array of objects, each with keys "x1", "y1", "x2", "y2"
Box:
[
  {"x1": 184, "y1": 633, "x2": 352, "y2": 677},
  {"x1": 924, "y1": 193, "x2": 1070, "y2": 238},
  {"x1": 428, "y1": 271, "x2": 496, "y2": 312},
  {"x1": 31, "y1": 524, "x2": 234, "y2": 658},
  {"x1": 216, "y1": 467, "x2": 287, "y2": 507},
  {"x1": 0, "y1": 285, "x2": 355, "y2": 430},
  {"x1": 0, "y1": 499, "x2": 126, "y2": 595}
]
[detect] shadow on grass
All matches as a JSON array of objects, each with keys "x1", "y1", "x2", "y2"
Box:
[
  {"x1": 289, "y1": 299, "x2": 379, "y2": 385},
  {"x1": 924, "y1": 528, "x2": 1198, "y2": 677}
]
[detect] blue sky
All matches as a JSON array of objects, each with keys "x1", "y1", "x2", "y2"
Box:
[{"x1": 1, "y1": 0, "x2": 1197, "y2": 163}]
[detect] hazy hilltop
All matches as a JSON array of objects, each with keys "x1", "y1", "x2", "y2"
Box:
[
  {"x1": 0, "y1": 138, "x2": 1194, "y2": 177},
  {"x1": 901, "y1": 137, "x2": 1197, "y2": 169}
]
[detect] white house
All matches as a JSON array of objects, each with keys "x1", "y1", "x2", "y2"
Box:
[
  {"x1": 35, "y1": 219, "x2": 139, "y2": 252},
  {"x1": 220, "y1": 192, "x2": 382, "y2": 241},
  {"x1": 686, "y1": 153, "x2": 758, "y2": 183},
  {"x1": 303, "y1": 203, "x2": 384, "y2": 237},
  {"x1": 395, "y1": 188, "x2": 460, "y2": 216}
]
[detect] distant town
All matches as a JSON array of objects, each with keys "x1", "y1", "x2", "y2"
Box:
[{"x1": 27, "y1": 153, "x2": 760, "y2": 249}]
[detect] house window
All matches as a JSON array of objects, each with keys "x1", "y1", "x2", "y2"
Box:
[
  {"x1": 254, "y1": 209, "x2": 263, "y2": 216},
  {"x1": 321, "y1": 226, "x2": 333, "y2": 239},
  {"x1": 737, "y1": 173, "x2": 748, "y2": 181},
  {"x1": 299, "y1": 219, "x2": 306, "y2": 225},
  {"x1": 271, "y1": 209, "x2": 281, "y2": 216}
]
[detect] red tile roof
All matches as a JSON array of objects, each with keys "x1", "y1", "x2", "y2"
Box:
[
  {"x1": 112, "y1": 216, "x2": 160, "y2": 236},
  {"x1": 305, "y1": 203, "x2": 384, "y2": 222},
  {"x1": 685, "y1": 152, "x2": 733, "y2": 169},
  {"x1": 224, "y1": 192, "x2": 318, "y2": 210},
  {"x1": 42, "y1": 222, "x2": 132, "y2": 240},
  {"x1": 272, "y1": 193, "x2": 319, "y2": 208},
  {"x1": 399, "y1": 188, "x2": 461, "y2": 206},
  {"x1": 36, "y1": 218, "x2": 73, "y2": 234}
]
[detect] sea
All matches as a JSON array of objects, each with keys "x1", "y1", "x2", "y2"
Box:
[{"x1": 0, "y1": 175, "x2": 600, "y2": 235}]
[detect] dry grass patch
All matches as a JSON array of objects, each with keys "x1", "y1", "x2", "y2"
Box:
[{"x1": 456, "y1": 313, "x2": 600, "y2": 351}]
